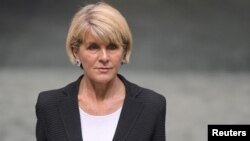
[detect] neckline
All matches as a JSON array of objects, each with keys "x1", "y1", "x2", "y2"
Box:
[{"x1": 79, "y1": 106, "x2": 122, "y2": 118}]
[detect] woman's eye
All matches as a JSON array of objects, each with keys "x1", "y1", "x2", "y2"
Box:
[
  {"x1": 107, "y1": 43, "x2": 118, "y2": 50},
  {"x1": 88, "y1": 43, "x2": 99, "y2": 50}
]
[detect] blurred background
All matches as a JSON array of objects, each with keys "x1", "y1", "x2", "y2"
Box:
[{"x1": 0, "y1": 0, "x2": 250, "y2": 141}]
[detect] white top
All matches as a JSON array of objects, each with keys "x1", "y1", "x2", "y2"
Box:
[{"x1": 79, "y1": 107, "x2": 122, "y2": 141}]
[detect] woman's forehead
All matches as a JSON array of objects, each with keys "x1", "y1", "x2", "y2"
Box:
[{"x1": 83, "y1": 32, "x2": 110, "y2": 45}]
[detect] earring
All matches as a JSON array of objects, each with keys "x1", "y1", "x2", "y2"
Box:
[
  {"x1": 76, "y1": 59, "x2": 81, "y2": 67},
  {"x1": 121, "y1": 59, "x2": 126, "y2": 65}
]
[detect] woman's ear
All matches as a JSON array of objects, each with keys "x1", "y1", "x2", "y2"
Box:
[
  {"x1": 122, "y1": 53, "x2": 127, "y2": 64},
  {"x1": 72, "y1": 47, "x2": 78, "y2": 58},
  {"x1": 123, "y1": 52, "x2": 127, "y2": 60}
]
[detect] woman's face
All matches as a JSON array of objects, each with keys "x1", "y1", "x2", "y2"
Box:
[{"x1": 75, "y1": 33, "x2": 125, "y2": 84}]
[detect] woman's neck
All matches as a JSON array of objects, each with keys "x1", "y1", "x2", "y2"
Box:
[
  {"x1": 78, "y1": 75, "x2": 125, "y2": 115},
  {"x1": 80, "y1": 75, "x2": 124, "y2": 101}
]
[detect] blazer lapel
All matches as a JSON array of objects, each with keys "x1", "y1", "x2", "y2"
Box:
[
  {"x1": 113, "y1": 97, "x2": 144, "y2": 141},
  {"x1": 113, "y1": 74, "x2": 145, "y2": 141},
  {"x1": 56, "y1": 74, "x2": 144, "y2": 141},
  {"x1": 58, "y1": 76, "x2": 83, "y2": 141}
]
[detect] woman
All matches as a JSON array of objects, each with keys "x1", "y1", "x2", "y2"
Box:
[{"x1": 36, "y1": 2, "x2": 166, "y2": 141}]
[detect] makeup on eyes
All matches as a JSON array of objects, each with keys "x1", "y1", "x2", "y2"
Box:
[{"x1": 85, "y1": 42, "x2": 121, "y2": 53}]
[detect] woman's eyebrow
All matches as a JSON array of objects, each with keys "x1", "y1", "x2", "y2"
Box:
[{"x1": 83, "y1": 41, "x2": 97, "y2": 46}]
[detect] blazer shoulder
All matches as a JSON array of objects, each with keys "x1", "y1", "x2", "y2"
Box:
[
  {"x1": 142, "y1": 87, "x2": 166, "y2": 103},
  {"x1": 121, "y1": 74, "x2": 166, "y2": 109},
  {"x1": 36, "y1": 88, "x2": 65, "y2": 109},
  {"x1": 38, "y1": 87, "x2": 64, "y2": 100},
  {"x1": 133, "y1": 84, "x2": 166, "y2": 109},
  {"x1": 36, "y1": 76, "x2": 80, "y2": 107}
]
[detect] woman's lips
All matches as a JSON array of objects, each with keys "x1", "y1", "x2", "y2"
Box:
[{"x1": 97, "y1": 67, "x2": 111, "y2": 73}]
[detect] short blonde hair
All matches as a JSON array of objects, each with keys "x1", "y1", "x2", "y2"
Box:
[{"x1": 66, "y1": 2, "x2": 132, "y2": 65}]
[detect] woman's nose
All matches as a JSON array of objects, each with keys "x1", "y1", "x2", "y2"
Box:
[{"x1": 99, "y1": 49, "x2": 109, "y2": 63}]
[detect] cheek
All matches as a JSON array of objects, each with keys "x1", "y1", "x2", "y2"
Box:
[
  {"x1": 112, "y1": 54, "x2": 124, "y2": 64},
  {"x1": 80, "y1": 53, "x2": 96, "y2": 66}
]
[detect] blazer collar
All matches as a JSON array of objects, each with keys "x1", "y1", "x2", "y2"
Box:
[
  {"x1": 113, "y1": 74, "x2": 145, "y2": 141},
  {"x1": 59, "y1": 74, "x2": 144, "y2": 141},
  {"x1": 58, "y1": 75, "x2": 83, "y2": 141}
]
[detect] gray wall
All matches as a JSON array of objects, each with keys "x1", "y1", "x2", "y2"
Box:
[{"x1": 1, "y1": 0, "x2": 250, "y2": 71}]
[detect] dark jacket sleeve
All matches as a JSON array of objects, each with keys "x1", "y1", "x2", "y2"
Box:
[
  {"x1": 151, "y1": 97, "x2": 166, "y2": 141},
  {"x1": 36, "y1": 93, "x2": 48, "y2": 141}
]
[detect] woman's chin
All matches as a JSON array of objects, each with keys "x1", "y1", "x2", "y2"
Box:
[{"x1": 91, "y1": 74, "x2": 117, "y2": 84}]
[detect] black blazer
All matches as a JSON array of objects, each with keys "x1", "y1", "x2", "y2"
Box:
[{"x1": 36, "y1": 74, "x2": 166, "y2": 141}]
